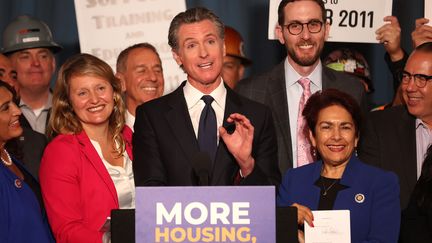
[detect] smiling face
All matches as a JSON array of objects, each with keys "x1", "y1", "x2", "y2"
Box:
[
  {"x1": 0, "y1": 87, "x2": 22, "y2": 145},
  {"x1": 9, "y1": 48, "x2": 55, "y2": 94},
  {"x1": 172, "y1": 19, "x2": 225, "y2": 93},
  {"x1": 68, "y1": 75, "x2": 114, "y2": 131},
  {"x1": 0, "y1": 54, "x2": 18, "y2": 91},
  {"x1": 310, "y1": 105, "x2": 358, "y2": 167},
  {"x1": 118, "y1": 47, "x2": 164, "y2": 115},
  {"x1": 402, "y1": 50, "x2": 432, "y2": 126},
  {"x1": 276, "y1": 0, "x2": 329, "y2": 71}
]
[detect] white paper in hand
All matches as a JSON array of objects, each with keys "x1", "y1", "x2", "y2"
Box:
[{"x1": 305, "y1": 210, "x2": 351, "y2": 243}]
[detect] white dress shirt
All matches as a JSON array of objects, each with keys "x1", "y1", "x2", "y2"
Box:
[
  {"x1": 125, "y1": 109, "x2": 135, "y2": 132},
  {"x1": 90, "y1": 139, "x2": 135, "y2": 209},
  {"x1": 183, "y1": 80, "x2": 226, "y2": 142},
  {"x1": 284, "y1": 58, "x2": 322, "y2": 168},
  {"x1": 415, "y1": 119, "x2": 432, "y2": 179}
]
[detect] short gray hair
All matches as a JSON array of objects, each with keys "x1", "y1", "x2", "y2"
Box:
[
  {"x1": 168, "y1": 7, "x2": 224, "y2": 51},
  {"x1": 116, "y1": 42, "x2": 161, "y2": 73}
]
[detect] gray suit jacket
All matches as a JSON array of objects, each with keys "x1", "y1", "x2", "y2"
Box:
[{"x1": 236, "y1": 61, "x2": 367, "y2": 174}]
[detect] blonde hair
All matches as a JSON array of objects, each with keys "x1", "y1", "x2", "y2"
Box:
[{"x1": 48, "y1": 53, "x2": 126, "y2": 156}]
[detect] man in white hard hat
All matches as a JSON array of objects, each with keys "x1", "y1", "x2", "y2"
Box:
[{"x1": 2, "y1": 15, "x2": 62, "y2": 135}]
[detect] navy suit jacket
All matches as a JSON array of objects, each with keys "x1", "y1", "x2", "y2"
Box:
[
  {"x1": 359, "y1": 105, "x2": 417, "y2": 210},
  {"x1": 277, "y1": 156, "x2": 400, "y2": 243},
  {"x1": 236, "y1": 61, "x2": 367, "y2": 174},
  {"x1": 133, "y1": 82, "x2": 281, "y2": 186}
]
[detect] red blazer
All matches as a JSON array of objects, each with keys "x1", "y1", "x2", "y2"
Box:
[{"x1": 39, "y1": 129, "x2": 133, "y2": 243}]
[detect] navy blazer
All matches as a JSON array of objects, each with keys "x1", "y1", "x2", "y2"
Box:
[
  {"x1": 0, "y1": 157, "x2": 54, "y2": 243},
  {"x1": 277, "y1": 156, "x2": 400, "y2": 243}
]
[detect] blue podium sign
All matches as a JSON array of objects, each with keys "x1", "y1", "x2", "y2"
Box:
[{"x1": 136, "y1": 186, "x2": 275, "y2": 243}]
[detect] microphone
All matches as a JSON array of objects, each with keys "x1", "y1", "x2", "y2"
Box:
[
  {"x1": 191, "y1": 152, "x2": 212, "y2": 186},
  {"x1": 224, "y1": 122, "x2": 236, "y2": 134}
]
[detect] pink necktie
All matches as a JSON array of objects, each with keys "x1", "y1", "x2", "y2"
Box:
[{"x1": 297, "y1": 77, "x2": 315, "y2": 167}]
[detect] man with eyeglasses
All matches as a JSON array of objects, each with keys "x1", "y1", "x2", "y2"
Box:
[
  {"x1": 237, "y1": 0, "x2": 367, "y2": 174},
  {"x1": 359, "y1": 42, "x2": 432, "y2": 212}
]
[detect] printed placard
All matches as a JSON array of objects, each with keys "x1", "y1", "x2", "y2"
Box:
[
  {"x1": 426, "y1": 0, "x2": 432, "y2": 24},
  {"x1": 74, "y1": 0, "x2": 187, "y2": 94},
  {"x1": 268, "y1": 0, "x2": 393, "y2": 43},
  {"x1": 135, "y1": 186, "x2": 275, "y2": 243}
]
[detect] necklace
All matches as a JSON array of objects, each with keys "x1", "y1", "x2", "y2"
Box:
[
  {"x1": 321, "y1": 177, "x2": 338, "y2": 196},
  {"x1": 1, "y1": 149, "x2": 12, "y2": 166}
]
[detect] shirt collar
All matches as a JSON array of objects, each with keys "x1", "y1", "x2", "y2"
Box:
[
  {"x1": 183, "y1": 79, "x2": 227, "y2": 110},
  {"x1": 19, "y1": 92, "x2": 53, "y2": 110},
  {"x1": 125, "y1": 109, "x2": 135, "y2": 132},
  {"x1": 285, "y1": 58, "x2": 323, "y2": 88},
  {"x1": 416, "y1": 118, "x2": 431, "y2": 130}
]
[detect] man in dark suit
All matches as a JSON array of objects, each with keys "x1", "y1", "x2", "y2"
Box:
[
  {"x1": 236, "y1": 0, "x2": 366, "y2": 174},
  {"x1": 359, "y1": 42, "x2": 432, "y2": 210},
  {"x1": 133, "y1": 7, "x2": 281, "y2": 187}
]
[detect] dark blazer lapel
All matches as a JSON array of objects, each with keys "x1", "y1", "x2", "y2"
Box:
[
  {"x1": 76, "y1": 132, "x2": 118, "y2": 205},
  {"x1": 268, "y1": 62, "x2": 293, "y2": 167},
  {"x1": 164, "y1": 84, "x2": 200, "y2": 164},
  {"x1": 19, "y1": 114, "x2": 32, "y2": 130},
  {"x1": 398, "y1": 107, "x2": 417, "y2": 191},
  {"x1": 336, "y1": 156, "x2": 362, "y2": 208},
  {"x1": 212, "y1": 87, "x2": 241, "y2": 184},
  {"x1": 321, "y1": 67, "x2": 334, "y2": 89},
  {"x1": 339, "y1": 156, "x2": 361, "y2": 187}
]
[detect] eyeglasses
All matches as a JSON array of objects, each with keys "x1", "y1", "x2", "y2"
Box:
[
  {"x1": 400, "y1": 70, "x2": 432, "y2": 88},
  {"x1": 283, "y1": 20, "x2": 323, "y2": 35}
]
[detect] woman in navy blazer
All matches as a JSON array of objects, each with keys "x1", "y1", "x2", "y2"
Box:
[
  {"x1": 40, "y1": 54, "x2": 134, "y2": 243},
  {"x1": 0, "y1": 81, "x2": 54, "y2": 242},
  {"x1": 277, "y1": 89, "x2": 400, "y2": 243}
]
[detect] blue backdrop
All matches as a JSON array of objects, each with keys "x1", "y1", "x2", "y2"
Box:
[{"x1": 0, "y1": 0, "x2": 424, "y2": 106}]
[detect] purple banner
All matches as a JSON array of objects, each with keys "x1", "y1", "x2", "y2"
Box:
[{"x1": 136, "y1": 186, "x2": 275, "y2": 243}]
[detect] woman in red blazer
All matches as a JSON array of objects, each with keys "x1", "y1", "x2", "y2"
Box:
[{"x1": 40, "y1": 54, "x2": 134, "y2": 243}]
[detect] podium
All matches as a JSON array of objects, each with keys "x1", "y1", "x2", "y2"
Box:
[
  {"x1": 111, "y1": 209, "x2": 134, "y2": 243},
  {"x1": 111, "y1": 186, "x2": 298, "y2": 243}
]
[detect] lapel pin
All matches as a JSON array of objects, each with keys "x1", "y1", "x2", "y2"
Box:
[
  {"x1": 14, "y1": 179, "x2": 22, "y2": 189},
  {"x1": 355, "y1": 193, "x2": 365, "y2": 203}
]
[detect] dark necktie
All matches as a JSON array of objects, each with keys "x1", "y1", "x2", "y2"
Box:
[{"x1": 198, "y1": 95, "x2": 217, "y2": 162}]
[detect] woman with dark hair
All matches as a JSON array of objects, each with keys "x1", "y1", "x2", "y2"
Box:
[
  {"x1": 0, "y1": 80, "x2": 54, "y2": 242},
  {"x1": 400, "y1": 145, "x2": 432, "y2": 242},
  {"x1": 277, "y1": 89, "x2": 400, "y2": 243},
  {"x1": 40, "y1": 54, "x2": 134, "y2": 243}
]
